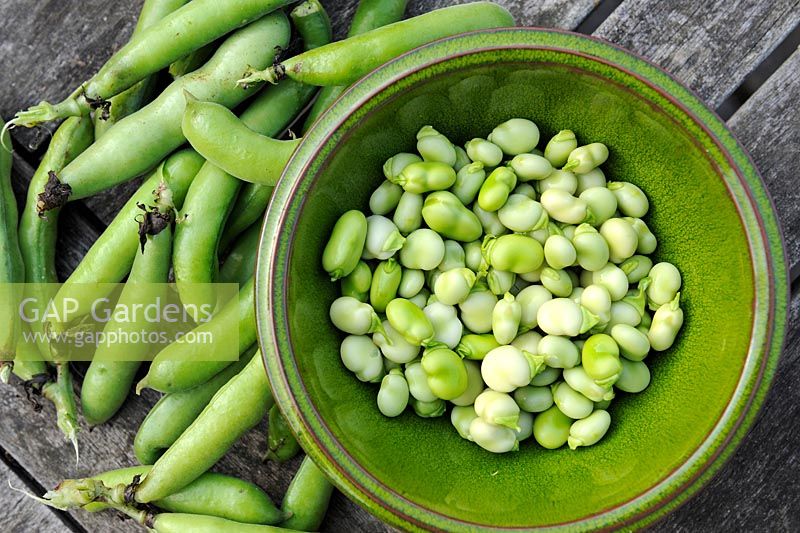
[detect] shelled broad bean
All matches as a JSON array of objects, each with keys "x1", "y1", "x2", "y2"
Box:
[{"x1": 323, "y1": 119, "x2": 684, "y2": 454}]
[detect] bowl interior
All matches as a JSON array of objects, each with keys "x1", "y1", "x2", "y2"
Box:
[{"x1": 260, "y1": 30, "x2": 783, "y2": 530}]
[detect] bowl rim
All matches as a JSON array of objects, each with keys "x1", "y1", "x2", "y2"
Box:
[{"x1": 256, "y1": 27, "x2": 788, "y2": 532}]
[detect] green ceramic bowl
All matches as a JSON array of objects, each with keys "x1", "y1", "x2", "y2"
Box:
[{"x1": 257, "y1": 29, "x2": 787, "y2": 531}]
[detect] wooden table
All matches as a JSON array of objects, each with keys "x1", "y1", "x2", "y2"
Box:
[{"x1": 1, "y1": 1, "x2": 798, "y2": 531}]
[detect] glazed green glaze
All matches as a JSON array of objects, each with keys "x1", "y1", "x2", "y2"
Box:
[{"x1": 258, "y1": 29, "x2": 787, "y2": 531}]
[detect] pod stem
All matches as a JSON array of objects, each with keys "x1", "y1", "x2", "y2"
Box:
[
  {"x1": 42, "y1": 364, "x2": 80, "y2": 464},
  {"x1": 11, "y1": 87, "x2": 90, "y2": 128},
  {"x1": 10, "y1": 478, "x2": 153, "y2": 526},
  {"x1": 236, "y1": 64, "x2": 284, "y2": 87},
  {"x1": 0, "y1": 362, "x2": 11, "y2": 383}
]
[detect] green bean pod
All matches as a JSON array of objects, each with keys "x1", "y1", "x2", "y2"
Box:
[
  {"x1": 150, "y1": 513, "x2": 298, "y2": 532},
  {"x1": 81, "y1": 222, "x2": 173, "y2": 425},
  {"x1": 135, "y1": 354, "x2": 273, "y2": 503},
  {"x1": 302, "y1": 0, "x2": 409, "y2": 130},
  {"x1": 280, "y1": 456, "x2": 335, "y2": 531},
  {"x1": 46, "y1": 152, "x2": 203, "y2": 337},
  {"x1": 238, "y1": 2, "x2": 515, "y2": 86},
  {"x1": 168, "y1": 41, "x2": 217, "y2": 78},
  {"x1": 182, "y1": 96, "x2": 301, "y2": 186},
  {"x1": 85, "y1": 466, "x2": 284, "y2": 524},
  {"x1": 220, "y1": 223, "x2": 260, "y2": 285},
  {"x1": 370, "y1": 259, "x2": 402, "y2": 313},
  {"x1": 481, "y1": 234, "x2": 544, "y2": 274},
  {"x1": 18, "y1": 0, "x2": 297, "y2": 126},
  {"x1": 38, "y1": 14, "x2": 291, "y2": 210},
  {"x1": 18, "y1": 116, "x2": 94, "y2": 360},
  {"x1": 340, "y1": 260, "x2": 373, "y2": 301},
  {"x1": 12, "y1": 336, "x2": 79, "y2": 450},
  {"x1": 0, "y1": 124, "x2": 24, "y2": 370},
  {"x1": 219, "y1": 184, "x2": 273, "y2": 252},
  {"x1": 266, "y1": 404, "x2": 302, "y2": 462},
  {"x1": 95, "y1": 0, "x2": 190, "y2": 138},
  {"x1": 175, "y1": 4, "x2": 330, "y2": 308},
  {"x1": 422, "y1": 191, "x2": 483, "y2": 241},
  {"x1": 139, "y1": 278, "x2": 257, "y2": 393},
  {"x1": 477, "y1": 167, "x2": 517, "y2": 212},
  {"x1": 135, "y1": 348, "x2": 256, "y2": 464}
]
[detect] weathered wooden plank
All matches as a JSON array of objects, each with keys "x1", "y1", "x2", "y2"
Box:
[
  {"x1": 0, "y1": 0, "x2": 145, "y2": 153},
  {"x1": 0, "y1": 455, "x2": 78, "y2": 533},
  {"x1": 655, "y1": 289, "x2": 800, "y2": 532},
  {"x1": 728, "y1": 48, "x2": 800, "y2": 280},
  {"x1": 0, "y1": 377, "x2": 385, "y2": 532},
  {"x1": 326, "y1": 0, "x2": 597, "y2": 40},
  {"x1": 595, "y1": 0, "x2": 800, "y2": 108}
]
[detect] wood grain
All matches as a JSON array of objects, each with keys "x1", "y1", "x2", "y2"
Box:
[
  {"x1": 654, "y1": 292, "x2": 800, "y2": 532},
  {"x1": 595, "y1": 0, "x2": 800, "y2": 107},
  {"x1": 1, "y1": 0, "x2": 799, "y2": 532},
  {"x1": 728, "y1": 48, "x2": 800, "y2": 280},
  {"x1": 0, "y1": 0, "x2": 145, "y2": 153},
  {"x1": 324, "y1": 0, "x2": 598, "y2": 40},
  {"x1": 0, "y1": 456, "x2": 76, "y2": 533}
]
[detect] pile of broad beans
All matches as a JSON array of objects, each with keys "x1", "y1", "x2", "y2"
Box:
[
  {"x1": 1, "y1": 1, "x2": 520, "y2": 530},
  {"x1": 324, "y1": 118, "x2": 684, "y2": 453}
]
